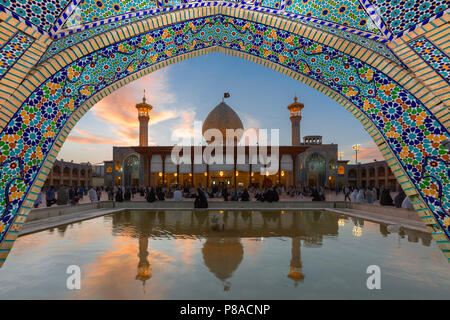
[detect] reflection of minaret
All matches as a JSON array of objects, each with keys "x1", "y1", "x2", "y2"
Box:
[
  {"x1": 136, "y1": 236, "x2": 152, "y2": 289},
  {"x1": 287, "y1": 237, "x2": 304, "y2": 286},
  {"x1": 136, "y1": 90, "x2": 153, "y2": 146},
  {"x1": 287, "y1": 96, "x2": 304, "y2": 146}
]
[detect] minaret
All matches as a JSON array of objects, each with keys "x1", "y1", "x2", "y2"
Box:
[
  {"x1": 287, "y1": 237, "x2": 304, "y2": 286},
  {"x1": 136, "y1": 236, "x2": 152, "y2": 288},
  {"x1": 136, "y1": 90, "x2": 153, "y2": 146},
  {"x1": 287, "y1": 96, "x2": 304, "y2": 146}
]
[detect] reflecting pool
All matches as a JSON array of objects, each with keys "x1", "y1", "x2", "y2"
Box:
[{"x1": 0, "y1": 210, "x2": 449, "y2": 299}]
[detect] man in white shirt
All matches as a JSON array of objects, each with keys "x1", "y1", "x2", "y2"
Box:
[{"x1": 173, "y1": 188, "x2": 183, "y2": 201}]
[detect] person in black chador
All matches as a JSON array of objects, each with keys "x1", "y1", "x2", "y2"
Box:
[
  {"x1": 380, "y1": 188, "x2": 394, "y2": 206},
  {"x1": 115, "y1": 188, "x2": 124, "y2": 202},
  {"x1": 124, "y1": 187, "x2": 131, "y2": 201},
  {"x1": 222, "y1": 186, "x2": 229, "y2": 201},
  {"x1": 194, "y1": 188, "x2": 208, "y2": 208},
  {"x1": 240, "y1": 188, "x2": 250, "y2": 201},
  {"x1": 311, "y1": 189, "x2": 322, "y2": 201},
  {"x1": 263, "y1": 188, "x2": 274, "y2": 202},
  {"x1": 156, "y1": 187, "x2": 165, "y2": 201},
  {"x1": 394, "y1": 189, "x2": 406, "y2": 208},
  {"x1": 146, "y1": 187, "x2": 156, "y2": 203}
]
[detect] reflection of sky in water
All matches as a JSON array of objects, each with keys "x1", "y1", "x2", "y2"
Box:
[{"x1": 0, "y1": 210, "x2": 448, "y2": 299}]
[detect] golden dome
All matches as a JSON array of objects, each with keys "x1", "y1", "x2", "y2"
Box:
[
  {"x1": 202, "y1": 102, "x2": 244, "y2": 145},
  {"x1": 202, "y1": 238, "x2": 243, "y2": 282}
]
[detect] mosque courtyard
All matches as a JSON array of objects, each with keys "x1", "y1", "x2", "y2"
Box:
[{"x1": 0, "y1": 0, "x2": 448, "y2": 304}]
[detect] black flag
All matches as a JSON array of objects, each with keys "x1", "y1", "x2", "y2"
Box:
[{"x1": 224, "y1": 92, "x2": 230, "y2": 98}]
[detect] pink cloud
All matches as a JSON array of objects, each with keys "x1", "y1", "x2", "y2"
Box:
[
  {"x1": 342, "y1": 141, "x2": 383, "y2": 163},
  {"x1": 66, "y1": 70, "x2": 186, "y2": 147}
]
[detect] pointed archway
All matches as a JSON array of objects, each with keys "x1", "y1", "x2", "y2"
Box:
[{"x1": 0, "y1": 8, "x2": 448, "y2": 266}]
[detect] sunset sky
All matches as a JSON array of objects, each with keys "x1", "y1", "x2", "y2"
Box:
[{"x1": 59, "y1": 52, "x2": 383, "y2": 164}]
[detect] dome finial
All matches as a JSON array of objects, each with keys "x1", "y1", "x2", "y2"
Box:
[
  {"x1": 294, "y1": 95, "x2": 297, "y2": 103},
  {"x1": 143, "y1": 89, "x2": 146, "y2": 103}
]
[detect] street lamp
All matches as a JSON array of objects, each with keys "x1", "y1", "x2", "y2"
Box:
[{"x1": 352, "y1": 144, "x2": 361, "y2": 188}]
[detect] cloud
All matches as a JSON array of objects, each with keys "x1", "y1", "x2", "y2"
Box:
[
  {"x1": 169, "y1": 110, "x2": 200, "y2": 145},
  {"x1": 89, "y1": 70, "x2": 178, "y2": 144},
  {"x1": 357, "y1": 143, "x2": 383, "y2": 161},
  {"x1": 67, "y1": 128, "x2": 128, "y2": 145},
  {"x1": 65, "y1": 69, "x2": 191, "y2": 148},
  {"x1": 341, "y1": 140, "x2": 383, "y2": 163}
]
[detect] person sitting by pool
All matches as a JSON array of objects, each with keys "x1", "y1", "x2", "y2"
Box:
[
  {"x1": 156, "y1": 186, "x2": 165, "y2": 201},
  {"x1": 380, "y1": 188, "x2": 394, "y2": 206},
  {"x1": 240, "y1": 188, "x2": 250, "y2": 201},
  {"x1": 394, "y1": 190, "x2": 406, "y2": 208},
  {"x1": 263, "y1": 187, "x2": 279, "y2": 202},
  {"x1": 173, "y1": 187, "x2": 183, "y2": 201},
  {"x1": 311, "y1": 189, "x2": 322, "y2": 201},
  {"x1": 146, "y1": 187, "x2": 156, "y2": 202},
  {"x1": 194, "y1": 188, "x2": 208, "y2": 208}
]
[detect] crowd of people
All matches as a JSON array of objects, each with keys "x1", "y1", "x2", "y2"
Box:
[
  {"x1": 34, "y1": 183, "x2": 413, "y2": 210},
  {"x1": 34, "y1": 185, "x2": 103, "y2": 208},
  {"x1": 342, "y1": 185, "x2": 413, "y2": 209}
]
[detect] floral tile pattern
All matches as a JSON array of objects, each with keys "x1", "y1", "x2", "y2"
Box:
[
  {"x1": 0, "y1": 15, "x2": 449, "y2": 250},
  {"x1": 0, "y1": 0, "x2": 71, "y2": 32},
  {"x1": 0, "y1": 32, "x2": 33, "y2": 79},
  {"x1": 64, "y1": 0, "x2": 159, "y2": 27},
  {"x1": 283, "y1": 0, "x2": 381, "y2": 34},
  {"x1": 368, "y1": 0, "x2": 448, "y2": 35},
  {"x1": 409, "y1": 36, "x2": 449, "y2": 83}
]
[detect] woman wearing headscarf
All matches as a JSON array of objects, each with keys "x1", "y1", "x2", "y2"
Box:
[
  {"x1": 156, "y1": 186, "x2": 165, "y2": 201},
  {"x1": 240, "y1": 188, "x2": 250, "y2": 201},
  {"x1": 350, "y1": 188, "x2": 358, "y2": 202},
  {"x1": 380, "y1": 188, "x2": 394, "y2": 206},
  {"x1": 311, "y1": 189, "x2": 322, "y2": 201},
  {"x1": 194, "y1": 188, "x2": 208, "y2": 208},
  {"x1": 394, "y1": 190, "x2": 406, "y2": 208},
  {"x1": 356, "y1": 189, "x2": 366, "y2": 203},
  {"x1": 124, "y1": 187, "x2": 131, "y2": 201},
  {"x1": 115, "y1": 188, "x2": 124, "y2": 202},
  {"x1": 402, "y1": 195, "x2": 414, "y2": 210},
  {"x1": 146, "y1": 187, "x2": 156, "y2": 203},
  {"x1": 365, "y1": 188, "x2": 374, "y2": 204}
]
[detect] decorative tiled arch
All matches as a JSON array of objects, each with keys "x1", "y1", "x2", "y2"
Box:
[{"x1": 0, "y1": 7, "x2": 448, "y2": 266}]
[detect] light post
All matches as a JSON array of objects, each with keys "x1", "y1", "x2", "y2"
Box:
[
  {"x1": 352, "y1": 144, "x2": 361, "y2": 187},
  {"x1": 338, "y1": 152, "x2": 344, "y2": 161}
]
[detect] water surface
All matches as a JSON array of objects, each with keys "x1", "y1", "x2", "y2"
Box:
[{"x1": 0, "y1": 210, "x2": 448, "y2": 299}]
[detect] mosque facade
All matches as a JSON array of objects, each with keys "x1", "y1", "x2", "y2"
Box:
[{"x1": 108, "y1": 95, "x2": 349, "y2": 189}]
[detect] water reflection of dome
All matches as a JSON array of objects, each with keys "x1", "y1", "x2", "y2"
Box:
[
  {"x1": 202, "y1": 237, "x2": 243, "y2": 289},
  {"x1": 202, "y1": 102, "x2": 244, "y2": 145}
]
